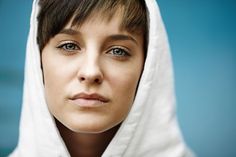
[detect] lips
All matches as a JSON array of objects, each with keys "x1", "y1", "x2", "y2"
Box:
[{"x1": 69, "y1": 93, "x2": 109, "y2": 107}]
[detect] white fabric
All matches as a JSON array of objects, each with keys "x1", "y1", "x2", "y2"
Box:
[{"x1": 10, "y1": 0, "x2": 194, "y2": 156}]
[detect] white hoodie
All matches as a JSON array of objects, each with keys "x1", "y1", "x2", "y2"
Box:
[{"x1": 10, "y1": 0, "x2": 194, "y2": 156}]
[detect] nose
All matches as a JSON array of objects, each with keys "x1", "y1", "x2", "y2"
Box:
[{"x1": 77, "y1": 55, "x2": 103, "y2": 85}]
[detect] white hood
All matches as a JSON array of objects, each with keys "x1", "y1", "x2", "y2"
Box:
[{"x1": 10, "y1": 0, "x2": 194, "y2": 156}]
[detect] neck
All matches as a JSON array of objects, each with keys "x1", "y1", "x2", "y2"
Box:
[{"x1": 56, "y1": 120, "x2": 120, "y2": 157}]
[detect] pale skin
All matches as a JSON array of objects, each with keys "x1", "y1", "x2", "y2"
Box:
[{"x1": 41, "y1": 9, "x2": 144, "y2": 157}]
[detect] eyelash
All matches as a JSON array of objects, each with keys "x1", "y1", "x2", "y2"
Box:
[
  {"x1": 56, "y1": 42, "x2": 131, "y2": 58},
  {"x1": 107, "y1": 47, "x2": 131, "y2": 58},
  {"x1": 56, "y1": 41, "x2": 80, "y2": 53}
]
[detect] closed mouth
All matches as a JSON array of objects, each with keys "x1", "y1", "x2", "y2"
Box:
[{"x1": 70, "y1": 92, "x2": 109, "y2": 107}]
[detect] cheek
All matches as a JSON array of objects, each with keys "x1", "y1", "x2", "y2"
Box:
[
  {"x1": 107, "y1": 62, "x2": 143, "y2": 107},
  {"x1": 41, "y1": 53, "x2": 74, "y2": 113},
  {"x1": 113, "y1": 74, "x2": 138, "y2": 95},
  {"x1": 42, "y1": 51, "x2": 77, "y2": 94},
  {"x1": 104, "y1": 64, "x2": 143, "y2": 126}
]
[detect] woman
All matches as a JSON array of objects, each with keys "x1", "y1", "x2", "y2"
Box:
[{"x1": 10, "y1": 0, "x2": 194, "y2": 156}]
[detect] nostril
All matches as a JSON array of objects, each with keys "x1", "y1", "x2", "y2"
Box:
[
  {"x1": 80, "y1": 77, "x2": 85, "y2": 81},
  {"x1": 95, "y1": 78, "x2": 101, "y2": 83},
  {"x1": 79, "y1": 76, "x2": 102, "y2": 84}
]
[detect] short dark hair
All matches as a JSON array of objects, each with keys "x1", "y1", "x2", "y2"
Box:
[{"x1": 37, "y1": 0, "x2": 148, "y2": 52}]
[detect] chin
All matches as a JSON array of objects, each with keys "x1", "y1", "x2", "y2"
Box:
[
  {"x1": 65, "y1": 121, "x2": 107, "y2": 134},
  {"x1": 67, "y1": 120, "x2": 121, "y2": 134},
  {"x1": 55, "y1": 112, "x2": 124, "y2": 134},
  {"x1": 69, "y1": 126, "x2": 105, "y2": 134}
]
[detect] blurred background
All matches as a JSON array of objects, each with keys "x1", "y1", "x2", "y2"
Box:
[{"x1": 0, "y1": 0, "x2": 235, "y2": 156}]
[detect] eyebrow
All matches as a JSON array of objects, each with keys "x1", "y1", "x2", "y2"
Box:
[
  {"x1": 58, "y1": 29, "x2": 138, "y2": 45},
  {"x1": 106, "y1": 34, "x2": 138, "y2": 45},
  {"x1": 59, "y1": 29, "x2": 80, "y2": 36}
]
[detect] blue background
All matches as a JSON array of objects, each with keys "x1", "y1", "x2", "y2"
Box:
[{"x1": 0, "y1": 0, "x2": 235, "y2": 156}]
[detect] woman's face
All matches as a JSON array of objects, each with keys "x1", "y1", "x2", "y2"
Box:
[{"x1": 41, "y1": 11, "x2": 144, "y2": 133}]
